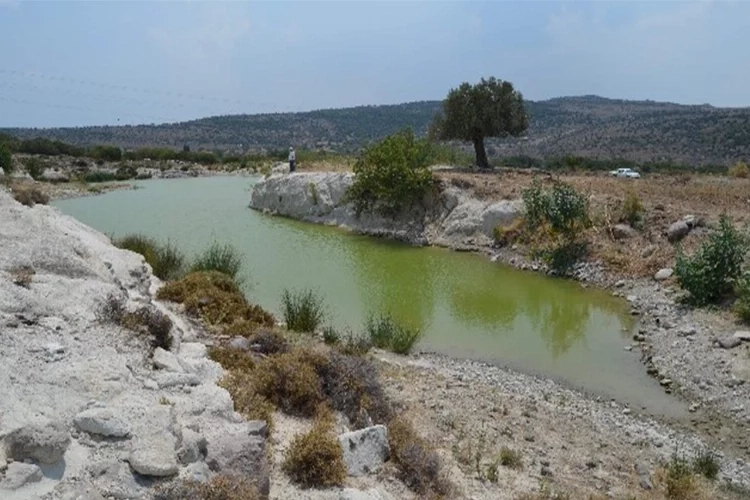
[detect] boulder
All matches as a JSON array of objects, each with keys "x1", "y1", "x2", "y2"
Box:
[
  {"x1": 5, "y1": 421, "x2": 70, "y2": 464},
  {"x1": 177, "y1": 428, "x2": 208, "y2": 465},
  {"x1": 153, "y1": 347, "x2": 184, "y2": 373},
  {"x1": 667, "y1": 221, "x2": 690, "y2": 243},
  {"x1": 612, "y1": 224, "x2": 637, "y2": 240},
  {"x1": 0, "y1": 462, "x2": 43, "y2": 490},
  {"x1": 74, "y1": 407, "x2": 131, "y2": 438},
  {"x1": 716, "y1": 337, "x2": 742, "y2": 349},
  {"x1": 734, "y1": 331, "x2": 750, "y2": 342},
  {"x1": 337, "y1": 425, "x2": 390, "y2": 477},
  {"x1": 205, "y1": 423, "x2": 269, "y2": 496},
  {"x1": 127, "y1": 438, "x2": 179, "y2": 477},
  {"x1": 654, "y1": 268, "x2": 673, "y2": 281}
]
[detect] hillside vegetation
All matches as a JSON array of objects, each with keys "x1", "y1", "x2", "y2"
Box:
[{"x1": 3, "y1": 96, "x2": 750, "y2": 166}]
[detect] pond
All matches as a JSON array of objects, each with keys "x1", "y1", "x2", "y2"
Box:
[{"x1": 53, "y1": 176, "x2": 685, "y2": 418}]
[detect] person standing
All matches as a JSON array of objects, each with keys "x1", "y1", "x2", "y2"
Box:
[{"x1": 288, "y1": 147, "x2": 296, "y2": 172}]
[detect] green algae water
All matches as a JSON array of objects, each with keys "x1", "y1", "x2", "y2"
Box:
[{"x1": 54, "y1": 176, "x2": 685, "y2": 417}]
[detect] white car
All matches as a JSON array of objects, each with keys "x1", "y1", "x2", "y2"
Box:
[{"x1": 610, "y1": 168, "x2": 641, "y2": 179}]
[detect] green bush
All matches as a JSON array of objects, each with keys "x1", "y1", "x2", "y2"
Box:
[
  {"x1": 114, "y1": 234, "x2": 185, "y2": 280},
  {"x1": 281, "y1": 288, "x2": 326, "y2": 333},
  {"x1": 90, "y1": 145, "x2": 122, "y2": 162},
  {"x1": 322, "y1": 326, "x2": 340, "y2": 345},
  {"x1": 734, "y1": 272, "x2": 750, "y2": 324},
  {"x1": 365, "y1": 314, "x2": 422, "y2": 354},
  {"x1": 84, "y1": 171, "x2": 118, "y2": 183},
  {"x1": 522, "y1": 180, "x2": 590, "y2": 275},
  {"x1": 190, "y1": 242, "x2": 243, "y2": 280},
  {"x1": 0, "y1": 143, "x2": 13, "y2": 176},
  {"x1": 692, "y1": 450, "x2": 720, "y2": 480},
  {"x1": 622, "y1": 190, "x2": 645, "y2": 228},
  {"x1": 24, "y1": 158, "x2": 45, "y2": 180},
  {"x1": 675, "y1": 215, "x2": 748, "y2": 306},
  {"x1": 344, "y1": 129, "x2": 435, "y2": 217}
]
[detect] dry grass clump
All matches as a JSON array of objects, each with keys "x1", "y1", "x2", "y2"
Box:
[
  {"x1": 253, "y1": 350, "x2": 328, "y2": 417},
  {"x1": 219, "y1": 370, "x2": 275, "y2": 430},
  {"x1": 493, "y1": 217, "x2": 526, "y2": 247},
  {"x1": 96, "y1": 292, "x2": 172, "y2": 349},
  {"x1": 157, "y1": 271, "x2": 274, "y2": 328},
  {"x1": 209, "y1": 346, "x2": 255, "y2": 373},
  {"x1": 13, "y1": 185, "x2": 49, "y2": 207},
  {"x1": 9, "y1": 265, "x2": 35, "y2": 288},
  {"x1": 728, "y1": 161, "x2": 749, "y2": 179},
  {"x1": 499, "y1": 446, "x2": 523, "y2": 469},
  {"x1": 153, "y1": 474, "x2": 260, "y2": 500},
  {"x1": 388, "y1": 416, "x2": 452, "y2": 497},
  {"x1": 282, "y1": 412, "x2": 346, "y2": 488},
  {"x1": 248, "y1": 328, "x2": 289, "y2": 355}
]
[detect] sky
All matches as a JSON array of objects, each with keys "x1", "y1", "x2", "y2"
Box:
[{"x1": 0, "y1": 0, "x2": 748, "y2": 127}]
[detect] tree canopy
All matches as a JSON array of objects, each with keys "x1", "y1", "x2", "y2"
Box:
[{"x1": 431, "y1": 77, "x2": 528, "y2": 168}]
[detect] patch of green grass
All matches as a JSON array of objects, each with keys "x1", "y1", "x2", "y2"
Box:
[
  {"x1": 365, "y1": 314, "x2": 422, "y2": 354},
  {"x1": 190, "y1": 242, "x2": 243, "y2": 280},
  {"x1": 114, "y1": 234, "x2": 185, "y2": 280},
  {"x1": 281, "y1": 288, "x2": 326, "y2": 333},
  {"x1": 499, "y1": 446, "x2": 523, "y2": 469},
  {"x1": 692, "y1": 449, "x2": 720, "y2": 481}
]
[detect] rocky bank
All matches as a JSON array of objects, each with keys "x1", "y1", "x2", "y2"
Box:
[
  {"x1": 249, "y1": 172, "x2": 521, "y2": 248},
  {"x1": 0, "y1": 189, "x2": 269, "y2": 499}
]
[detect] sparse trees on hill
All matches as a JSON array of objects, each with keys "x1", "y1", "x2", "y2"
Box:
[
  {"x1": 0, "y1": 143, "x2": 13, "y2": 176},
  {"x1": 430, "y1": 77, "x2": 528, "y2": 168}
]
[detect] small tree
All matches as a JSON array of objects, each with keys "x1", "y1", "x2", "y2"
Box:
[
  {"x1": 0, "y1": 143, "x2": 13, "y2": 177},
  {"x1": 430, "y1": 77, "x2": 528, "y2": 168},
  {"x1": 344, "y1": 129, "x2": 434, "y2": 217}
]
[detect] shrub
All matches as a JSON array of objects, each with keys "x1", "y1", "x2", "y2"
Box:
[
  {"x1": 728, "y1": 161, "x2": 750, "y2": 179},
  {"x1": 317, "y1": 351, "x2": 392, "y2": 428},
  {"x1": 344, "y1": 129, "x2": 435, "y2": 217},
  {"x1": 12, "y1": 186, "x2": 49, "y2": 207},
  {"x1": 253, "y1": 350, "x2": 327, "y2": 417},
  {"x1": 209, "y1": 346, "x2": 255, "y2": 373},
  {"x1": 114, "y1": 234, "x2": 185, "y2": 281},
  {"x1": 522, "y1": 180, "x2": 590, "y2": 275},
  {"x1": 735, "y1": 272, "x2": 750, "y2": 324},
  {"x1": 89, "y1": 145, "x2": 122, "y2": 162},
  {"x1": 219, "y1": 370, "x2": 275, "y2": 430},
  {"x1": 621, "y1": 190, "x2": 645, "y2": 228},
  {"x1": 674, "y1": 215, "x2": 748, "y2": 306},
  {"x1": 157, "y1": 271, "x2": 275, "y2": 328},
  {"x1": 281, "y1": 288, "x2": 326, "y2": 333},
  {"x1": 388, "y1": 416, "x2": 451, "y2": 496},
  {"x1": 24, "y1": 158, "x2": 45, "y2": 180},
  {"x1": 0, "y1": 143, "x2": 13, "y2": 176},
  {"x1": 366, "y1": 314, "x2": 422, "y2": 354},
  {"x1": 9, "y1": 265, "x2": 34, "y2": 288},
  {"x1": 493, "y1": 218, "x2": 525, "y2": 247},
  {"x1": 666, "y1": 454, "x2": 697, "y2": 500},
  {"x1": 96, "y1": 293, "x2": 172, "y2": 349},
  {"x1": 322, "y1": 326, "x2": 340, "y2": 345},
  {"x1": 499, "y1": 447, "x2": 523, "y2": 469},
  {"x1": 692, "y1": 449, "x2": 720, "y2": 480},
  {"x1": 154, "y1": 474, "x2": 261, "y2": 500},
  {"x1": 250, "y1": 328, "x2": 289, "y2": 355},
  {"x1": 190, "y1": 242, "x2": 243, "y2": 280},
  {"x1": 84, "y1": 171, "x2": 118, "y2": 183},
  {"x1": 282, "y1": 415, "x2": 346, "y2": 488}
]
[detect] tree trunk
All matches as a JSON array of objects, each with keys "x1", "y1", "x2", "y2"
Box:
[{"x1": 472, "y1": 136, "x2": 490, "y2": 169}]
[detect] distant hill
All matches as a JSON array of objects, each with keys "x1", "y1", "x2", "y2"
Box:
[{"x1": 3, "y1": 96, "x2": 750, "y2": 166}]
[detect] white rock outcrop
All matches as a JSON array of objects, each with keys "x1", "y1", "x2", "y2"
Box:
[
  {"x1": 250, "y1": 172, "x2": 521, "y2": 248},
  {"x1": 0, "y1": 189, "x2": 268, "y2": 499}
]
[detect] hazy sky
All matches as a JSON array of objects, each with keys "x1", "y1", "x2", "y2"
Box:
[{"x1": 0, "y1": 1, "x2": 747, "y2": 127}]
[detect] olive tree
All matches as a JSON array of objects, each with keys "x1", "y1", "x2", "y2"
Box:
[{"x1": 430, "y1": 77, "x2": 528, "y2": 168}]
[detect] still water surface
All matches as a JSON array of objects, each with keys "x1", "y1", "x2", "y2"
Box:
[{"x1": 53, "y1": 177, "x2": 685, "y2": 417}]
